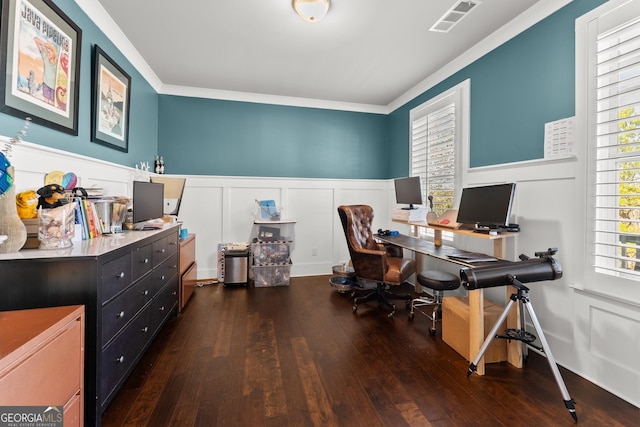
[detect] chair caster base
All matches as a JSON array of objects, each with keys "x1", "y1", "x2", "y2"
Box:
[{"x1": 408, "y1": 311, "x2": 415, "y2": 320}]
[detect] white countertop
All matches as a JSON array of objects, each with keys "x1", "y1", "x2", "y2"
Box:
[{"x1": 0, "y1": 223, "x2": 180, "y2": 261}]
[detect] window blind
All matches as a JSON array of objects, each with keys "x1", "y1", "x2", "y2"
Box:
[
  {"x1": 426, "y1": 104, "x2": 456, "y2": 215},
  {"x1": 594, "y1": 17, "x2": 640, "y2": 279},
  {"x1": 411, "y1": 103, "x2": 456, "y2": 216}
]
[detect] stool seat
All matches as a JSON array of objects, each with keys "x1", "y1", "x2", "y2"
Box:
[
  {"x1": 410, "y1": 270, "x2": 461, "y2": 334},
  {"x1": 417, "y1": 271, "x2": 460, "y2": 291}
]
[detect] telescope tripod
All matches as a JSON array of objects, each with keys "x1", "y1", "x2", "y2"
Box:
[{"x1": 466, "y1": 277, "x2": 577, "y2": 423}]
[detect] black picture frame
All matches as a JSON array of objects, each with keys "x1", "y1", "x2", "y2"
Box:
[
  {"x1": 0, "y1": 0, "x2": 82, "y2": 135},
  {"x1": 91, "y1": 45, "x2": 130, "y2": 152}
]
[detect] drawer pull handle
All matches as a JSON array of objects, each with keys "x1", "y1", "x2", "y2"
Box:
[
  {"x1": 170, "y1": 242, "x2": 177, "y2": 246},
  {"x1": 141, "y1": 326, "x2": 149, "y2": 333},
  {"x1": 116, "y1": 356, "x2": 125, "y2": 363},
  {"x1": 158, "y1": 248, "x2": 165, "y2": 253},
  {"x1": 143, "y1": 258, "x2": 149, "y2": 264},
  {"x1": 159, "y1": 306, "x2": 165, "y2": 311},
  {"x1": 117, "y1": 310, "x2": 125, "y2": 318},
  {"x1": 118, "y1": 272, "x2": 125, "y2": 279},
  {"x1": 172, "y1": 291, "x2": 177, "y2": 295},
  {"x1": 160, "y1": 275, "x2": 165, "y2": 281},
  {"x1": 143, "y1": 290, "x2": 149, "y2": 296}
]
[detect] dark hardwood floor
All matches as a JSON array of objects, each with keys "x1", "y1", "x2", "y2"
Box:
[{"x1": 102, "y1": 276, "x2": 639, "y2": 426}]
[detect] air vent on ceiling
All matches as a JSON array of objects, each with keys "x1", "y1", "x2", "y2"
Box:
[{"x1": 429, "y1": 1, "x2": 480, "y2": 33}]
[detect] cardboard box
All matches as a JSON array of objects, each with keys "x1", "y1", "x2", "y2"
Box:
[{"x1": 442, "y1": 296, "x2": 507, "y2": 363}]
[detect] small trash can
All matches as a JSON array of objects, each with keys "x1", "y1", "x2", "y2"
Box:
[{"x1": 223, "y1": 249, "x2": 249, "y2": 287}]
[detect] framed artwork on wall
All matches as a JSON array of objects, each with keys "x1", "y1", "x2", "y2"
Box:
[
  {"x1": 0, "y1": 0, "x2": 82, "y2": 135},
  {"x1": 91, "y1": 45, "x2": 130, "y2": 152}
]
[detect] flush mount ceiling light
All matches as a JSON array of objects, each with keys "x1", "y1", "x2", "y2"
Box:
[
  {"x1": 430, "y1": 0, "x2": 480, "y2": 33},
  {"x1": 292, "y1": 0, "x2": 330, "y2": 23}
]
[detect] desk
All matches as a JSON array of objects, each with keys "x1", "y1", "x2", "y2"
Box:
[{"x1": 384, "y1": 220, "x2": 520, "y2": 375}]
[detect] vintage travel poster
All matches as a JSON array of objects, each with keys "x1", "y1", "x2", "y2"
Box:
[
  {"x1": 11, "y1": 0, "x2": 73, "y2": 118},
  {"x1": 98, "y1": 64, "x2": 127, "y2": 141}
]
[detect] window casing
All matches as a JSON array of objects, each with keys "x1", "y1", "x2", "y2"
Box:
[{"x1": 576, "y1": 0, "x2": 640, "y2": 303}]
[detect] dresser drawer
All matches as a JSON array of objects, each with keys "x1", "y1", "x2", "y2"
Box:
[
  {"x1": 131, "y1": 243, "x2": 153, "y2": 282},
  {"x1": 179, "y1": 234, "x2": 196, "y2": 276},
  {"x1": 151, "y1": 253, "x2": 177, "y2": 295},
  {"x1": 101, "y1": 253, "x2": 132, "y2": 302},
  {"x1": 101, "y1": 274, "x2": 154, "y2": 346},
  {"x1": 63, "y1": 392, "x2": 82, "y2": 427},
  {"x1": 150, "y1": 279, "x2": 178, "y2": 336},
  {"x1": 181, "y1": 261, "x2": 197, "y2": 310},
  {"x1": 0, "y1": 316, "x2": 82, "y2": 406},
  {"x1": 100, "y1": 305, "x2": 152, "y2": 406}
]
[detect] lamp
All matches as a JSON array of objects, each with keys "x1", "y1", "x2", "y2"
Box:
[{"x1": 292, "y1": 0, "x2": 330, "y2": 23}]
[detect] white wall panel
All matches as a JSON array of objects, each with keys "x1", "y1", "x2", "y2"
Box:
[{"x1": 10, "y1": 141, "x2": 640, "y2": 407}]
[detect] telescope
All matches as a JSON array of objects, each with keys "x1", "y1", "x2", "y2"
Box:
[
  {"x1": 460, "y1": 248, "x2": 562, "y2": 290},
  {"x1": 463, "y1": 248, "x2": 576, "y2": 422}
]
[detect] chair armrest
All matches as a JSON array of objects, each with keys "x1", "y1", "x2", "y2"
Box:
[
  {"x1": 351, "y1": 248, "x2": 388, "y2": 282},
  {"x1": 381, "y1": 243, "x2": 403, "y2": 258}
]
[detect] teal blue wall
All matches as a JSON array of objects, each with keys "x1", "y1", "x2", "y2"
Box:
[
  {"x1": 388, "y1": 0, "x2": 606, "y2": 176},
  {"x1": 0, "y1": 0, "x2": 606, "y2": 179},
  {"x1": 158, "y1": 96, "x2": 388, "y2": 178},
  {"x1": 0, "y1": 0, "x2": 158, "y2": 168}
]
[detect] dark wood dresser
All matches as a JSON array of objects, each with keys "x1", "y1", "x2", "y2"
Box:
[{"x1": 0, "y1": 225, "x2": 179, "y2": 427}]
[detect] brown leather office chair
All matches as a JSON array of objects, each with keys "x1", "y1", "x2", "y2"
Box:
[{"x1": 337, "y1": 205, "x2": 416, "y2": 317}]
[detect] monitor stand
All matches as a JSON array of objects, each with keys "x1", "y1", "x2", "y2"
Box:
[{"x1": 401, "y1": 204, "x2": 418, "y2": 210}]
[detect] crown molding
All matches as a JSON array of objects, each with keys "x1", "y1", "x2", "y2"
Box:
[{"x1": 76, "y1": 0, "x2": 571, "y2": 115}]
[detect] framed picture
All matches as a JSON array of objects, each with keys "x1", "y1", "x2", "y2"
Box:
[
  {"x1": 0, "y1": 0, "x2": 82, "y2": 135},
  {"x1": 91, "y1": 45, "x2": 130, "y2": 152}
]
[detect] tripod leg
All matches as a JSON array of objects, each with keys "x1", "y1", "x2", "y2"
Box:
[
  {"x1": 467, "y1": 298, "x2": 516, "y2": 377},
  {"x1": 523, "y1": 301, "x2": 577, "y2": 423},
  {"x1": 519, "y1": 291, "x2": 529, "y2": 364}
]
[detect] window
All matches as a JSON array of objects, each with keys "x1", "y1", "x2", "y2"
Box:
[
  {"x1": 594, "y1": 15, "x2": 640, "y2": 280},
  {"x1": 409, "y1": 80, "x2": 469, "y2": 236},
  {"x1": 577, "y1": 0, "x2": 640, "y2": 301}
]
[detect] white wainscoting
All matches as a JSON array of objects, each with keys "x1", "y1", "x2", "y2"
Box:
[
  {"x1": 8, "y1": 142, "x2": 395, "y2": 280},
  {"x1": 7, "y1": 141, "x2": 640, "y2": 407}
]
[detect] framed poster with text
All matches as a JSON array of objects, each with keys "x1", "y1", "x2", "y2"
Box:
[{"x1": 0, "y1": 0, "x2": 82, "y2": 134}]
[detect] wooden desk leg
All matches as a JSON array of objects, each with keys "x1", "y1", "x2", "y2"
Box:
[
  {"x1": 493, "y1": 238, "x2": 523, "y2": 368},
  {"x1": 433, "y1": 229, "x2": 442, "y2": 247},
  {"x1": 469, "y1": 289, "x2": 484, "y2": 375}
]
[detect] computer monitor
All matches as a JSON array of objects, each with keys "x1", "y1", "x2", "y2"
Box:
[
  {"x1": 394, "y1": 176, "x2": 422, "y2": 210},
  {"x1": 456, "y1": 183, "x2": 516, "y2": 229},
  {"x1": 150, "y1": 176, "x2": 186, "y2": 216},
  {"x1": 133, "y1": 180, "x2": 164, "y2": 227}
]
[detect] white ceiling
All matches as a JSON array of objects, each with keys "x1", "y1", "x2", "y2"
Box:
[{"x1": 85, "y1": 0, "x2": 569, "y2": 113}]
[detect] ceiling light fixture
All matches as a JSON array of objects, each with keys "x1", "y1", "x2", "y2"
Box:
[{"x1": 292, "y1": 0, "x2": 330, "y2": 23}]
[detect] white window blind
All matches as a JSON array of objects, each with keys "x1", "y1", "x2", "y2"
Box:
[
  {"x1": 427, "y1": 104, "x2": 456, "y2": 214},
  {"x1": 410, "y1": 103, "x2": 456, "y2": 215},
  {"x1": 594, "y1": 16, "x2": 640, "y2": 280}
]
